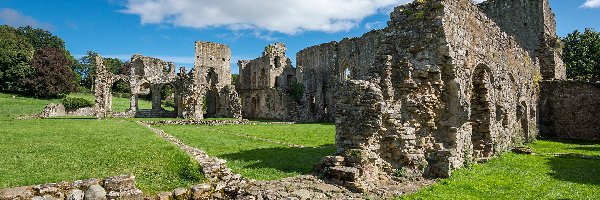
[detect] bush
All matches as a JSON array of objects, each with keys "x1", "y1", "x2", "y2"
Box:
[{"x1": 62, "y1": 97, "x2": 93, "y2": 110}]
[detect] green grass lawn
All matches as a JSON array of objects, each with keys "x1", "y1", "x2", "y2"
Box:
[
  {"x1": 401, "y1": 140, "x2": 600, "y2": 200},
  {"x1": 0, "y1": 93, "x2": 204, "y2": 193},
  {"x1": 156, "y1": 124, "x2": 336, "y2": 180}
]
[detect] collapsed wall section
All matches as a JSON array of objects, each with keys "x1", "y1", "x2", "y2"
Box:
[{"x1": 296, "y1": 31, "x2": 382, "y2": 122}]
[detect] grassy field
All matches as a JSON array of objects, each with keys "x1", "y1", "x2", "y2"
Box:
[
  {"x1": 2, "y1": 92, "x2": 599, "y2": 198},
  {"x1": 156, "y1": 124, "x2": 336, "y2": 180},
  {"x1": 401, "y1": 140, "x2": 600, "y2": 199},
  {"x1": 0, "y1": 93, "x2": 203, "y2": 193}
]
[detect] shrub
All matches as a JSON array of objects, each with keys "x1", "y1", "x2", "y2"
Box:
[{"x1": 62, "y1": 97, "x2": 94, "y2": 110}]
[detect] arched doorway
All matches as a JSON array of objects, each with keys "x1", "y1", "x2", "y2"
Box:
[{"x1": 470, "y1": 65, "x2": 494, "y2": 160}]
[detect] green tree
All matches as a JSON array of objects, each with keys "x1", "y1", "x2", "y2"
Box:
[
  {"x1": 0, "y1": 25, "x2": 35, "y2": 93},
  {"x1": 563, "y1": 28, "x2": 600, "y2": 79},
  {"x1": 18, "y1": 26, "x2": 79, "y2": 85},
  {"x1": 74, "y1": 51, "x2": 99, "y2": 90},
  {"x1": 21, "y1": 48, "x2": 76, "y2": 97}
]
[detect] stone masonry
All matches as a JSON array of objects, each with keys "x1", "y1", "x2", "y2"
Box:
[
  {"x1": 93, "y1": 41, "x2": 242, "y2": 120},
  {"x1": 237, "y1": 43, "x2": 299, "y2": 121},
  {"x1": 539, "y1": 80, "x2": 600, "y2": 140},
  {"x1": 314, "y1": 0, "x2": 562, "y2": 192}
]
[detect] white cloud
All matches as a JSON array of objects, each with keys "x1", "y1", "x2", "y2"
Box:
[
  {"x1": 581, "y1": 0, "x2": 600, "y2": 8},
  {"x1": 121, "y1": 0, "x2": 411, "y2": 34},
  {"x1": 0, "y1": 8, "x2": 55, "y2": 31},
  {"x1": 365, "y1": 21, "x2": 386, "y2": 30}
]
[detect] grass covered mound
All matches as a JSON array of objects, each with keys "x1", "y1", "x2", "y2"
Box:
[{"x1": 156, "y1": 124, "x2": 336, "y2": 180}]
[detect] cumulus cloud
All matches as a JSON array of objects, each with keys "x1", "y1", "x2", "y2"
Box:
[
  {"x1": 122, "y1": 0, "x2": 411, "y2": 34},
  {"x1": 581, "y1": 0, "x2": 600, "y2": 8},
  {"x1": 0, "y1": 8, "x2": 55, "y2": 30}
]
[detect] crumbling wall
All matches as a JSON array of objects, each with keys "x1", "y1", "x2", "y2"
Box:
[
  {"x1": 237, "y1": 43, "x2": 299, "y2": 120},
  {"x1": 195, "y1": 41, "x2": 242, "y2": 119},
  {"x1": 318, "y1": 0, "x2": 548, "y2": 192},
  {"x1": 296, "y1": 31, "x2": 382, "y2": 122},
  {"x1": 92, "y1": 41, "x2": 241, "y2": 120},
  {"x1": 129, "y1": 54, "x2": 180, "y2": 118},
  {"x1": 539, "y1": 81, "x2": 600, "y2": 140},
  {"x1": 478, "y1": 0, "x2": 565, "y2": 80}
]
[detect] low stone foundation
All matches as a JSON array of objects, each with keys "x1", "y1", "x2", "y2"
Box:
[
  {"x1": 539, "y1": 80, "x2": 600, "y2": 140},
  {"x1": 140, "y1": 119, "x2": 250, "y2": 126},
  {"x1": 0, "y1": 175, "x2": 144, "y2": 200}
]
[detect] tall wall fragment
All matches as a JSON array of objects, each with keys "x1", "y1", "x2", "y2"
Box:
[
  {"x1": 237, "y1": 43, "x2": 298, "y2": 120},
  {"x1": 478, "y1": 0, "x2": 566, "y2": 80},
  {"x1": 317, "y1": 0, "x2": 545, "y2": 192}
]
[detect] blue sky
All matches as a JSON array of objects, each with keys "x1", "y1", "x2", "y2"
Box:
[{"x1": 1, "y1": 0, "x2": 599, "y2": 74}]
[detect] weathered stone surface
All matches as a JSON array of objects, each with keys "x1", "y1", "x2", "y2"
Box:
[
  {"x1": 155, "y1": 192, "x2": 172, "y2": 200},
  {"x1": 0, "y1": 186, "x2": 34, "y2": 200},
  {"x1": 103, "y1": 175, "x2": 136, "y2": 192},
  {"x1": 171, "y1": 188, "x2": 189, "y2": 200},
  {"x1": 84, "y1": 185, "x2": 106, "y2": 200},
  {"x1": 67, "y1": 189, "x2": 85, "y2": 200},
  {"x1": 190, "y1": 184, "x2": 212, "y2": 200}
]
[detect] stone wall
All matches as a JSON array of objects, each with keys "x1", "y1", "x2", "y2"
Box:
[
  {"x1": 296, "y1": 31, "x2": 382, "y2": 122},
  {"x1": 539, "y1": 80, "x2": 600, "y2": 140},
  {"x1": 478, "y1": 0, "x2": 566, "y2": 80},
  {"x1": 0, "y1": 175, "x2": 144, "y2": 200},
  {"x1": 317, "y1": 0, "x2": 558, "y2": 192},
  {"x1": 237, "y1": 43, "x2": 299, "y2": 120},
  {"x1": 92, "y1": 41, "x2": 242, "y2": 120}
]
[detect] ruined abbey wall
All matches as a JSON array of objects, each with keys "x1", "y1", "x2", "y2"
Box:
[
  {"x1": 317, "y1": 0, "x2": 554, "y2": 192},
  {"x1": 478, "y1": 0, "x2": 565, "y2": 80},
  {"x1": 296, "y1": 31, "x2": 382, "y2": 122},
  {"x1": 92, "y1": 41, "x2": 241, "y2": 120},
  {"x1": 237, "y1": 43, "x2": 298, "y2": 120},
  {"x1": 539, "y1": 81, "x2": 600, "y2": 140}
]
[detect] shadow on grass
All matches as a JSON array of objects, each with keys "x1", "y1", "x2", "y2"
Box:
[
  {"x1": 547, "y1": 154, "x2": 600, "y2": 186},
  {"x1": 544, "y1": 138, "x2": 600, "y2": 145},
  {"x1": 570, "y1": 146, "x2": 600, "y2": 152},
  {"x1": 219, "y1": 146, "x2": 336, "y2": 175}
]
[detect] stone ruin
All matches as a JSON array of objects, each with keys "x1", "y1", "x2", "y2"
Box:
[
  {"x1": 94, "y1": 41, "x2": 242, "y2": 120},
  {"x1": 236, "y1": 43, "x2": 299, "y2": 121},
  {"x1": 23, "y1": 0, "x2": 598, "y2": 197},
  {"x1": 311, "y1": 0, "x2": 566, "y2": 192}
]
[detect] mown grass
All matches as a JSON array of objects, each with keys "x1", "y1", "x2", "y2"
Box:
[
  {"x1": 156, "y1": 124, "x2": 336, "y2": 180},
  {"x1": 0, "y1": 93, "x2": 154, "y2": 117},
  {"x1": 0, "y1": 93, "x2": 204, "y2": 193},
  {"x1": 401, "y1": 140, "x2": 600, "y2": 200}
]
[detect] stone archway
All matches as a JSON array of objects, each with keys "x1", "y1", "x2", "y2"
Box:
[{"x1": 470, "y1": 64, "x2": 494, "y2": 160}]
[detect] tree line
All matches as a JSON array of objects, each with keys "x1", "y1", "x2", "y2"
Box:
[
  {"x1": 0, "y1": 25, "x2": 599, "y2": 98},
  {"x1": 0, "y1": 25, "x2": 127, "y2": 98}
]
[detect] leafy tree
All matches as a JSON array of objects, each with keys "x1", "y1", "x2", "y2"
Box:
[
  {"x1": 0, "y1": 25, "x2": 35, "y2": 93},
  {"x1": 75, "y1": 51, "x2": 127, "y2": 91},
  {"x1": 21, "y1": 48, "x2": 76, "y2": 97},
  {"x1": 563, "y1": 28, "x2": 600, "y2": 79},
  {"x1": 17, "y1": 26, "x2": 80, "y2": 86},
  {"x1": 17, "y1": 26, "x2": 65, "y2": 50}
]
